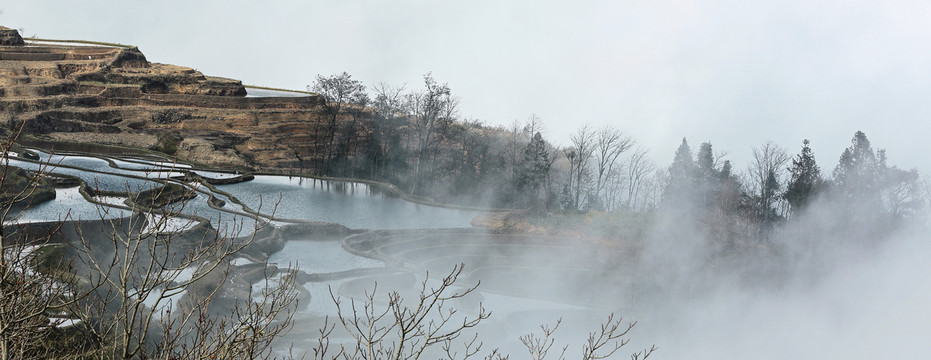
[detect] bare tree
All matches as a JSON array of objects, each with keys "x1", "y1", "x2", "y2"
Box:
[
  {"x1": 880, "y1": 167, "x2": 927, "y2": 219},
  {"x1": 404, "y1": 73, "x2": 459, "y2": 194},
  {"x1": 503, "y1": 120, "x2": 527, "y2": 185},
  {"x1": 592, "y1": 126, "x2": 634, "y2": 210},
  {"x1": 313, "y1": 264, "x2": 655, "y2": 360},
  {"x1": 579, "y1": 314, "x2": 655, "y2": 360},
  {"x1": 0, "y1": 227, "x2": 87, "y2": 360},
  {"x1": 372, "y1": 82, "x2": 407, "y2": 120},
  {"x1": 600, "y1": 170, "x2": 626, "y2": 212},
  {"x1": 520, "y1": 319, "x2": 567, "y2": 360},
  {"x1": 747, "y1": 141, "x2": 790, "y2": 237},
  {"x1": 313, "y1": 264, "x2": 490, "y2": 360},
  {"x1": 748, "y1": 141, "x2": 789, "y2": 201},
  {"x1": 156, "y1": 265, "x2": 300, "y2": 359},
  {"x1": 67, "y1": 179, "x2": 298, "y2": 359},
  {"x1": 523, "y1": 114, "x2": 546, "y2": 141},
  {"x1": 0, "y1": 130, "x2": 300, "y2": 359},
  {"x1": 310, "y1": 72, "x2": 368, "y2": 175},
  {"x1": 564, "y1": 125, "x2": 596, "y2": 210},
  {"x1": 366, "y1": 82, "x2": 409, "y2": 178},
  {"x1": 641, "y1": 169, "x2": 667, "y2": 212},
  {"x1": 0, "y1": 126, "x2": 103, "y2": 360},
  {"x1": 624, "y1": 147, "x2": 654, "y2": 211},
  {"x1": 519, "y1": 314, "x2": 655, "y2": 360}
]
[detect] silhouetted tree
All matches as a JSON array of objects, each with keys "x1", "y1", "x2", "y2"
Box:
[
  {"x1": 406, "y1": 73, "x2": 458, "y2": 195},
  {"x1": 784, "y1": 139, "x2": 823, "y2": 216},
  {"x1": 592, "y1": 126, "x2": 633, "y2": 210},
  {"x1": 878, "y1": 163, "x2": 926, "y2": 219},
  {"x1": 518, "y1": 132, "x2": 554, "y2": 214},
  {"x1": 330, "y1": 90, "x2": 371, "y2": 177},
  {"x1": 714, "y1": 160, "x2": 744, "y2": 246},
  {"x1": 563, "y1": 125, "x2": 595, "y2": 210},
  {"x1": 874, "y1": 149, "x2": 927, "y2": 221},
  {"x1": 624, "y1": 147, "x2": 655, "y2": 211},
  {"x1": 364, "y1": 82, "x2": 409, "y2": 181},
  {"x1": 310, "y1": 72, "x2": 367, "y2": 175},
  {"x1": 662, "y1": 138, "x2": 695, "y2": 207},
  {"x1": 748, "y1": 140, "x2": 790, "y2": 235},
  {"x1": 443, "y1": 120, "x2": 494, "y2": 199},
  {"x1": 832, "y1": 131, "x2": 879, "y2": 206},
  {"x1": 695, "y1": 142, "x2": 719, "y2": 210}
]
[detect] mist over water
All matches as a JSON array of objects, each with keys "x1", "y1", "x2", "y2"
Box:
[
  {"x1": 629, "y1": 199, "x2": 931, "y2": 358},
  {"x1": 6, "y1": 132, "x2": 927, "y2": 359},
  {"x1": 4, "y1": 2, "x2": 930, "y2": 356},
  {"x1": 5, "y1": 147, "x2": 927, "y2": 358},
  {"x1": 261, "y1": 183, "x2": 930, "y2": 359}
]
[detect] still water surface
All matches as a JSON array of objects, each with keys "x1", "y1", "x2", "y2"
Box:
[
  {"x1": 9, "y1": 153, "x2": 484, "y2": 230},
  {"x1": 217, "y1": 176, "x2": 484, "y2": 229}
]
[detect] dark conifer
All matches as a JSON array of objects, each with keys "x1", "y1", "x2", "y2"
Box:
[
  {"x1": 663, "y1": 138, "x2": 695, "y2": 205},
  {"x1": 518, "y1": 132, "x2": 553, "y2": 214},
  {"x1": 784, "y1": 139, "x2": 823, "y2": 214}
]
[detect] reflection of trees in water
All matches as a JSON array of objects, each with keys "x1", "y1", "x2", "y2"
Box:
[{"x1": 3, "y1": 139, "x2": 653, "y2": 359}]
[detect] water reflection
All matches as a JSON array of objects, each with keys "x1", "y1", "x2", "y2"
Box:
[
  {"x1": 6, "y1": 158, "x2": 161, "y2": 193},
  {"x1": 6, "y1": 187, "x2": 131, "y2": 223},
  {"x1": 267, "y1": 238, "x2": 384, "y2": 273},
  {"x1": 8, "y1": 152, "x2": 485, "y2": 231},
  {"x1": 217, "y1": 176, "x2": 485, "y2": 229}
]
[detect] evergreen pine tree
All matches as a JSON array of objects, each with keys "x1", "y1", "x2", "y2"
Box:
[
  {"x1": 762, "y1": 169, "x2": 781, "y2": 218},
  {"x1": 830, "y1": 131, "x2": 897, "y2": 240},
  {"x1": 696, "y1": 142, "x2": 714, "y2": 177},
  {"x1": 662, "y1": 138, "x2": 695, "y2": 207},
  {"x1": 784, "y1": 139, "x2": 823, "y2": 214},
  {"x1": 716, "y1": 159, "x2": 741, "y2": 215},
  {"x1": 695, "y1": 142, "x2": 718, "y2": 209},
  {"x1": 832, "y1": 131, "x2": 878, "y2": 200},
  {"x1": 518, "y1": 132, "x2": 553, "y2": 214}
]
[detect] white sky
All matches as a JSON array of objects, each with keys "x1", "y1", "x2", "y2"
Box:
[
  {"x1": 5, "y1": 3, "x2": 931, "y2": 358},
  {"x1": 4, "y1": 0, "x2": 931, "y2": 172}
]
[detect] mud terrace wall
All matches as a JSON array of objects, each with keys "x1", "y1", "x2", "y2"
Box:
[
  {"x1": 104, "y1": 93, "x2": 324, "y2": 109},
  {"x1": 0, "y1": 27, "x2": 24, "y2": 46},
  {"x1": 0, "y1": 34, "x2": 330, "y2": 172}
]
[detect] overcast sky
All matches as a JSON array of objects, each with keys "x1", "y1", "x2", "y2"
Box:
[
  {"x1": 5, "y1": 3, "x2": 931, "y2": 358},
  {"x1": 4, "y1": 0, "x2": 931, "y2": 172}
]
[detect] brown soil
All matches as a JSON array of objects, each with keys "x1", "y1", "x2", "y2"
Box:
[{"x1": 0, "y1": 34, "x2": 330, "y2": 172}]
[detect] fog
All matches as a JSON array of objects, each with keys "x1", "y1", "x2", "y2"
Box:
[
  {"x1": 3, "y1": 1, "x2": 931, "y2": 172},
  {"x1": 289, "y1": 184, "x2": 929, "y2": 358},
  {"x1": 4, "y1": 2, "x2": 931, "y2": 358},
  {"x1": 653, "y1": 230, "x2": 931, "y2": 359},
  {"x1": 13, "y1": 145, "x2": 927, "y2": 358},
  {"x1": 631, "y1": 203, "x2": 931, "y2": 359}
]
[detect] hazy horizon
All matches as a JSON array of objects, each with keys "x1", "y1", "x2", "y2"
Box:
[
  {"x1": 3, "y1": 4, "x2": 930, "y2": 357},
  {"x1": 3, "y1": 1, "x2": 930, "y2": 174}
]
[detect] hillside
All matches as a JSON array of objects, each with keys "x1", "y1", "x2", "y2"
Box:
[
  {"x1": 0, "y1": 27, "x2": 566, "y2": 209},
  {"x1": 0, "y1": 27, "x2": 328, "y2": 171}
]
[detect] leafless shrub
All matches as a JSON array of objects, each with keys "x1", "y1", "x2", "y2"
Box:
[
  {"x1": 314, "y1": 263, "x2": 490, "y2": 360},
  {"x1": 63, "y1": 163, "x2": 298, "y2": 359},
  {"x1": 520, "y1": 319, "x2": 568, "y2": 360},
  {"x1": 157, "y1": 265, "x2": 301, "y2": 359},
  {"x1": 519, "y1": 314, "x2": 655, "y2": 360},
  {"x1": 314, "y1": 263, "x2": 655, "y2": 360},
  {"x1": 0, "y1": 124, "x2": 102, "y2": 360}
]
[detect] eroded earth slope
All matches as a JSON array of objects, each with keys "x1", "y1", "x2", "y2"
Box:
[{"x1": 0, "y1": 27, "x2": 326, "y2": 171}]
